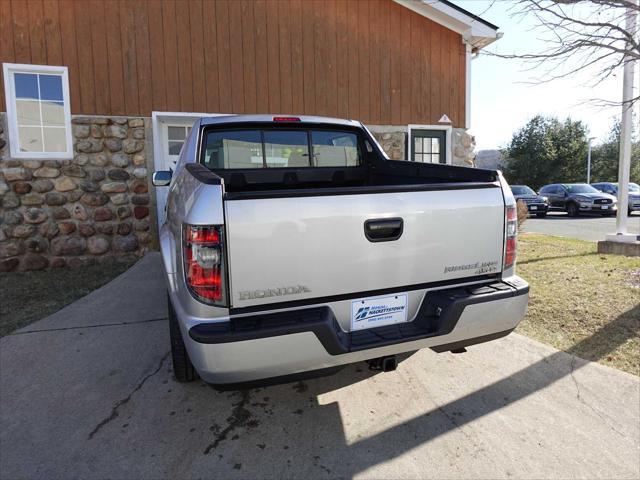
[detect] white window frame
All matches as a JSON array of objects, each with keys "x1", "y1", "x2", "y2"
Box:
[
  {"x1": 407, "y1": 124, "x2": 452, "y2": 165},
  {"x1": 3, "y1": 63, "x2": 73, "y2": 160}
]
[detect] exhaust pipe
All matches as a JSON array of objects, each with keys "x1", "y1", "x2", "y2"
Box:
[{"x1": 366, "y1": 355, "x2": 398, "y2": 372}]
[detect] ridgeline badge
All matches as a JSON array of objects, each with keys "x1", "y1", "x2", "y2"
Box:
[{"x1": 444, "y1": 260, "x2": 499, "y2": 275}]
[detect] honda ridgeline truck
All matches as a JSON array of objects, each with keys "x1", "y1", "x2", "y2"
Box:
[{"x1": 153, "y1": 115, "x2": 529, "y2": 385}]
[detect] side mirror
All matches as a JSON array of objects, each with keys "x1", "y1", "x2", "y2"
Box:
[{"x1": 152, "y1": 170, "x2": 172, "y2": 187}]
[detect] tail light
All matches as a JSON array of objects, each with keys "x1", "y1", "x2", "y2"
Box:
[
  {"x1": 504, "y1": 205, "x2": 517, "y2": 270},
  {"x1": 183, "y1": 225, "x2": 226, "y2": 305}
]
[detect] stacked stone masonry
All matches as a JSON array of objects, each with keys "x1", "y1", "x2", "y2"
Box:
[{"x1": 0, "y1": 115, "x2": 155, "y2": 272}]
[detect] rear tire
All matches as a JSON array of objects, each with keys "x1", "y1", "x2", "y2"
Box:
[
  {"x1": 536, "y1": 212, "x2": 547, "y2": 218},
  {"x1": 168, "y1": 293, "x2": 197, "y2": 383},
  {"x1": 567, "y1": 203, "x2": 579, "y2": 217}
]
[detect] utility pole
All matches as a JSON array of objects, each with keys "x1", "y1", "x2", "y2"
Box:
[
  {"x1": 605, "y1": 0, "x2": 638, "y2": 245},
  {"x1": 587, "y1": 137, "x2": 595, "y2": 184}
]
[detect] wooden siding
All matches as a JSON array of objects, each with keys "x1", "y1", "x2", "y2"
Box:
[{"x1": 0, "y1": 0, "x2": 466, "y2": 127}]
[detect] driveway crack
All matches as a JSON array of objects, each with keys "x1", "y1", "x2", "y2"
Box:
[
  {"x1": 12, "y1": 317, "x2": 167, "y2": 335},
  {"x1": 569, "y1": 355, "x2": 627, "y2": 438},
  {"x1": 88, "y1": 351, "x2": 170, "y2": 440}
]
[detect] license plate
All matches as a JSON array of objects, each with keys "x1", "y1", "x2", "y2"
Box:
[
  {"x1": 601, "y1": 205, "x2": 609, "y2": 209},
  {"x1": 351, "y1": 294, "x2": 408, "y2": 331},
  {"x1": 530, "y1": 205, "x2": 537, "y2": 210}
]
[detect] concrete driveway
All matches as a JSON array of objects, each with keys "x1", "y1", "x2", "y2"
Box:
[
  {"x1": 1, "y1": 254, "x2": 639, "y2": 479},
  {"x1": 524, "y1": 211, "x2": 640, "y2": 242}
]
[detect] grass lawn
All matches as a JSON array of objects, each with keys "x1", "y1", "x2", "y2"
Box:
[
  {"x1": 516, "y1": 233, "x2": 640, "y2": 375},
  {"x1": 0, "y1": 260, "x2": 135, "y2": 337}
]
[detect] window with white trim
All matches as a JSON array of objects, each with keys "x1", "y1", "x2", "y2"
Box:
[
  {"x1": 162, "y1": 124, "x2": 192, "y2": 169},
  {"x1": 3, "y1": 63, "x2": 73, "y2": 159}
]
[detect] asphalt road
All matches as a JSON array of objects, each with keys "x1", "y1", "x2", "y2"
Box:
[
  {"x1": 1, "y1": 254, "x2": 639, "y2": 479},
  {"x1": 524, "y1": 211, "x2": 640, "y2": 242}
]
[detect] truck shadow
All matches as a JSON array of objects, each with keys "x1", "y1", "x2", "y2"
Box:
[{"x1": 183, "y1": 305, "x2": 638, "y2": 478}]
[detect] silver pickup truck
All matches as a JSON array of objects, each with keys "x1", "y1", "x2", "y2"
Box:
[{"x1": 153, "y1": 115, "x2": 529, "y2": 386}]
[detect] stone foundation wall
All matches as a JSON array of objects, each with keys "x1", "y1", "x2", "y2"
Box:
[
  {"x1": 451, "y1": 128, "x2": 476, "y2": 167},
  {"x1": 0, "y1": 114, "x2": 156, "y2": 272},
  {"x1": 369, "y1": 129, "x2": 406, "y2": 160}
]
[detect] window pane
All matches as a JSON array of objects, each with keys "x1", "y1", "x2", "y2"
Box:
[
  {"x1": 14, "y1": 73, "x2": 39, "y2": 99},
  {"x1": 43, "y1": 127, "x2": 67, "y2": 152},
  {"x1": 264, "y1": 130, "x2": 309, "y2": 167},
  {"x1": 413, "y1": 153, "x2": 423, "y2": 162},
  {"x1": 203, "y1": 130, "x2": 263, "y2": 169},
  {"x1": 16, "y1": 100, "x2": 41, "y2": 125},
  {"x1": 414, "y1": 137, "x2": 422, "y2": 154},
  {"x1": 38, "y1": 74, "x2": 63, "y2": 101},
  {"x1": 168, "y1": 141, "x2": 183, "y2": 156},
  {"x1": 41, "y1": 101, "x2": 65, "y2": 126},
  {"x1": 311, "y1": 131, "x2": 360, "y2": 167},
  {"x1": 168, "y1": 126, "x2": 187, "y2": 141},
  {"x1": 432, "y1": 138, "x2": 440, "y2": 153},
  {"x1": 18, "y1": 126, "x2": 43, "y2": 152},
  {"x1": 422, "y1": 138, "x2": 431, "y2": 154}
]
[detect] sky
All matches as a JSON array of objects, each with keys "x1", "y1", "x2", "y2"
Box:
[{"x1": 456, "y1": 0, "x2": 635, "y2": 150}]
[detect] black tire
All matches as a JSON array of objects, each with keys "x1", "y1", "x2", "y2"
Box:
[
  {"x1": 566, "y1": 202, "x2": 579, "y2": 217},
  {"x1": 168, "y1": 294, "x2": 197, "y2": 382},
  {"x1": 535, "y1": 212, "x2": 547, "y2": 218}
]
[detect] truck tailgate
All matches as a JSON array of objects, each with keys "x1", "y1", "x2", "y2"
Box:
[{"x1": 225, "y1": 186, "x2": 505, "y2": 309}]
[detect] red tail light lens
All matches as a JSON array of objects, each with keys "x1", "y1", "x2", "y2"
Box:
[
  {"x1": 184, "y1": 225, "x2": 225, "y2": 305},
  {"x1": 504, "y1": 205, "x2": 517, "y2": 269}
]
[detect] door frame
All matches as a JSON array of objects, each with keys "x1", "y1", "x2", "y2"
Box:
[
  {"x1": 406, "y1": 124, "x2": 452, "y2": 165},
  {"x1": 151, "y1": 111, "x2": 228, "y2": 231}
]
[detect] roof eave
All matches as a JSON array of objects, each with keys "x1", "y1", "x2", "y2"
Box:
[{"x1": 393, "y1": 0, "x2": 501, "y2": 51}]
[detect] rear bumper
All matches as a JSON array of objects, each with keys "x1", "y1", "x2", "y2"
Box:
[{"x1": 182, "y1": 277, "x2": 529, "y2": 384}]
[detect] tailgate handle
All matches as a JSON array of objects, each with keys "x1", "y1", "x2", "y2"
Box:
[{"x1": 364, "y1": 218, "x2": 404, "y2": 242}]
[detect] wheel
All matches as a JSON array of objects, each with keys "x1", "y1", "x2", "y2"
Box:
[
  {"x1": 535, "y1": 212, "x2": 547, "y2": 218},
  {"x1": 168, "y1": 293, "x2": 197, "y2": 382},
  {"x1": 566, "y1": 203, "x2": 579, "y2": 217}
]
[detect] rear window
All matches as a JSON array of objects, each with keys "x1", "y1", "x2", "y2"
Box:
[{"x1": 202, "y1": 128, "x2": 361, "y2": 169}]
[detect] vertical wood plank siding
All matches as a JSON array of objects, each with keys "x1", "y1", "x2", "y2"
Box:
[{"x1": 0, "y1": 0, "x2": 466, "y2": 127}]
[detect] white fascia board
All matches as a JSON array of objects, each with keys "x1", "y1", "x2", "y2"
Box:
[{"x1": 393, "y1": 0, "x2": 500, "y2": 49}]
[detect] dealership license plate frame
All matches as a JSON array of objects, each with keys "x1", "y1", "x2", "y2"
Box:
[{"x1": 351, "y1": 293, "x2": 409, "y2": 331}]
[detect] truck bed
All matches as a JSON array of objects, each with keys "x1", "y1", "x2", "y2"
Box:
[{"x1": 215, "y1": 159, "x2": 498, "y2": 198}]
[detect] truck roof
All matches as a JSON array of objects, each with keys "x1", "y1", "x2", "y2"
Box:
[{"x1": 199, "y1": 114, "x2": 363, "y2": 128}]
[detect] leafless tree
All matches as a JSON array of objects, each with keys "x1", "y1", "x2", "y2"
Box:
[{"x1": 486, "y1": 0, "x2": 639, "y2": 106}]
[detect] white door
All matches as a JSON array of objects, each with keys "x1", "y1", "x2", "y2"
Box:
[
  {"x1": 162, "y1": 124, "x2": 192, "y2": 171},
  {"x1": 152, "y1": 113, "x2": 207, "y2": 229}
]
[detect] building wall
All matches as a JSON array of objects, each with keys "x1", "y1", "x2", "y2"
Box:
[
  {"x1": 370, "y1": 126, "x2": 476, "y2": 166},
  {"x1": 0, "y1": 0, "x2": 466, "y2": 127},
  {"x1": 0, "y1": 113, "x2": 156, "y2": 272}
]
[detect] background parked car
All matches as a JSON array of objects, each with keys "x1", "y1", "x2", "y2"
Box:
[
  {"x1": 511, "y1": 185, "x2": 549, "y2": 217},
  {"x1": 538, "y1": 183, "x2": 617, "y2": 217},
  {"x1": 591, "y1": 182, "x2": 640, "y2": 215}
]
